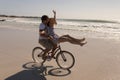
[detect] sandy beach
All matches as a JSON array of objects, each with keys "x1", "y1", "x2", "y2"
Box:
[{"x1": 0, "y1": 22, "x2": 120, "y2": 80}]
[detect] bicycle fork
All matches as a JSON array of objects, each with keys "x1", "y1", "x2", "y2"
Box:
[{"x1": 61, "y1": 52, "x2": 67, "y2": 62}]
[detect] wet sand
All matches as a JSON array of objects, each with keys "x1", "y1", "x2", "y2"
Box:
[{"x1": 0, "y1": 25, "x2": 120, "y2": 80}]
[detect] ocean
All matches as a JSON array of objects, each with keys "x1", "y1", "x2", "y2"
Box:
[{"x1": 0, "y1": 17, "x2": 120, "y2": 41}]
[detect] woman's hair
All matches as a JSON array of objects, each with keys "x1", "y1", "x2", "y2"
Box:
[
  {"x1": 47, "y1": 18, "x2": 57, "y2": 26},
  {"x1": 41, "y1": 15, "x2": 49, "y2": 22}
]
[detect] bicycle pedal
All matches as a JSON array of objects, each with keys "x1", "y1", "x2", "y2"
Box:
[
  {"x1": 53, "y1": 56, "x2": 56, "y2": 59},
  {"x1": 46, "y1": 56, "x2": 52, "y2": 61}
]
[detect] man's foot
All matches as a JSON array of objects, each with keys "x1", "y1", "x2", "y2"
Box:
[
  {"x1": 80, "y1": 41, "x2": 87, "y2": 46},
  {"x1": 46, "y1": 55, "x2": 52, "y2": 61}
]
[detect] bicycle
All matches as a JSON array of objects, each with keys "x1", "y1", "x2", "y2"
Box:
[{"x1": 32, "y1": 45, "x2": 75, "y2": 69}]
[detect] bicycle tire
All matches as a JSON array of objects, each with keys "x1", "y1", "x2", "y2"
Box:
[
  {"x1": 32, "y1": 47, "x2": 44, "y2": 63},
  {"x1": 56, "y1": 51, "x2": 75, "y2": 69}
]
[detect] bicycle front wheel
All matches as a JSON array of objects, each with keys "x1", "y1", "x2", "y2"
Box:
[
  {"x1": 32, "y1": 47, "x2": 44, "y2": 63},
  {"x1": 56, "y1": 51, "x2": 75, "y2": 69}
]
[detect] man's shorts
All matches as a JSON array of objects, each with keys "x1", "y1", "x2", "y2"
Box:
[{"x1": 39, "y1": 39, "x2": 54, "y2": 49}]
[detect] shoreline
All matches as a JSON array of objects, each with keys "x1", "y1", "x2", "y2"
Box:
[
  {"x1": 1, "y1": 15, "x2": 119, "y2": 24},
  {"x1": 1, "y1": 21, "x2": 120, "y2": 42}
]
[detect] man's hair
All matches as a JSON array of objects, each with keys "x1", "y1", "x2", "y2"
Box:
[{"x1": 41, "y1": 15, "x2": 49, "y2": 22}]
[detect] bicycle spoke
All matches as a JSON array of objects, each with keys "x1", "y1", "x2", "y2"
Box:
[
  {"x1": 32, "y1": 47, "x2": 44, "y2": 63},
  {"x1": 56, "y1": 51, "x2": 75, "y2": 69}
]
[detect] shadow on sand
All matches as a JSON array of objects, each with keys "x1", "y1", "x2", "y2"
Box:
[
  {"x1": 5, "y1": 62, "x2": 71, "y2": 80},
  {"x1": 5, "y1": 69, "x2": 46, "y2": 80}
]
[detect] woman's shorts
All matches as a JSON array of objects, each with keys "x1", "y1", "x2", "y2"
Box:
[{"x1": 39, "y1": 39, "x2": 54, "y2": 49}]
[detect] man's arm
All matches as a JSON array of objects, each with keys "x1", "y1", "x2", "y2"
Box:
[
  {"x1": 39, "y1": 29, "x2": 49, "y2": 37},
  {"x1": 39, "y1": 29, "x2": 54, "y2": 40}
]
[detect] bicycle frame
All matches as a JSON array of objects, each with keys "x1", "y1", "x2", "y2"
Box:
[
  {"x1": 53, "y1": 46, "x2": 67, "y2": 61},
  {"x1": 32, "y1": 45, "x2": 75, "y2": 69},
  {"x1": 52, "y1": 45, "x2": 62, "y2": 57}
]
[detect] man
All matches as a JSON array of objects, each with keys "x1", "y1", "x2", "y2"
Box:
[{"x1": 39, "y1": 15, "x2": 54, "y2": 60}]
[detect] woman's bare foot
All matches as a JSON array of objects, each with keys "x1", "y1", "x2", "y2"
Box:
[
  {"x1": 80, "y1": 38, "x2": 85, "y2": 42},
  {"x1": 80, "y1": 41, "x2": 87, "y2": 46},
  {"x1": 61, "y1": 34, "x2": 69, "y2": 38}
]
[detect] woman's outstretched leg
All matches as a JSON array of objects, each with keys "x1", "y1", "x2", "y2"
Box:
[
  {"x1": 58, "y1": 37, "x2": 87, "y2": 46},
  {"x1": 60, "y1": 34, "x2": 86, "y2": 43}
]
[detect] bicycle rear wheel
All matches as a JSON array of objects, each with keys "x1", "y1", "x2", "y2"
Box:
[
  {"x1": 56, "y1": 51, "x2": 75, "y2": 69},
  {"x1": 32, "y1": 47, "x2": 44, "y2": 63}
]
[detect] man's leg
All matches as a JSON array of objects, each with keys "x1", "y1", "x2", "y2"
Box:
[
  {"x1": 40, "y1": 48, "x2": 49, "y2": 65},
  {"x1": 51, "y1": 44, "x2": 57, "y2": 58},
  {"x1": 42, "y1": 48, "x2": 51, "y2": 60}
]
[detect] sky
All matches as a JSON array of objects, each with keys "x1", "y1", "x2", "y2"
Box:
[{"x1": 0, "y1": 0, "x2": 120, "y2": 20}]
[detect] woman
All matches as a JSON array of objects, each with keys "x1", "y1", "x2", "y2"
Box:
[
  {"x1": 47, "y1": 10, "x2": 87, "y2": 58},
  {"x1": 47, "y1": 10, "x2": 87, "y2": 46}
]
